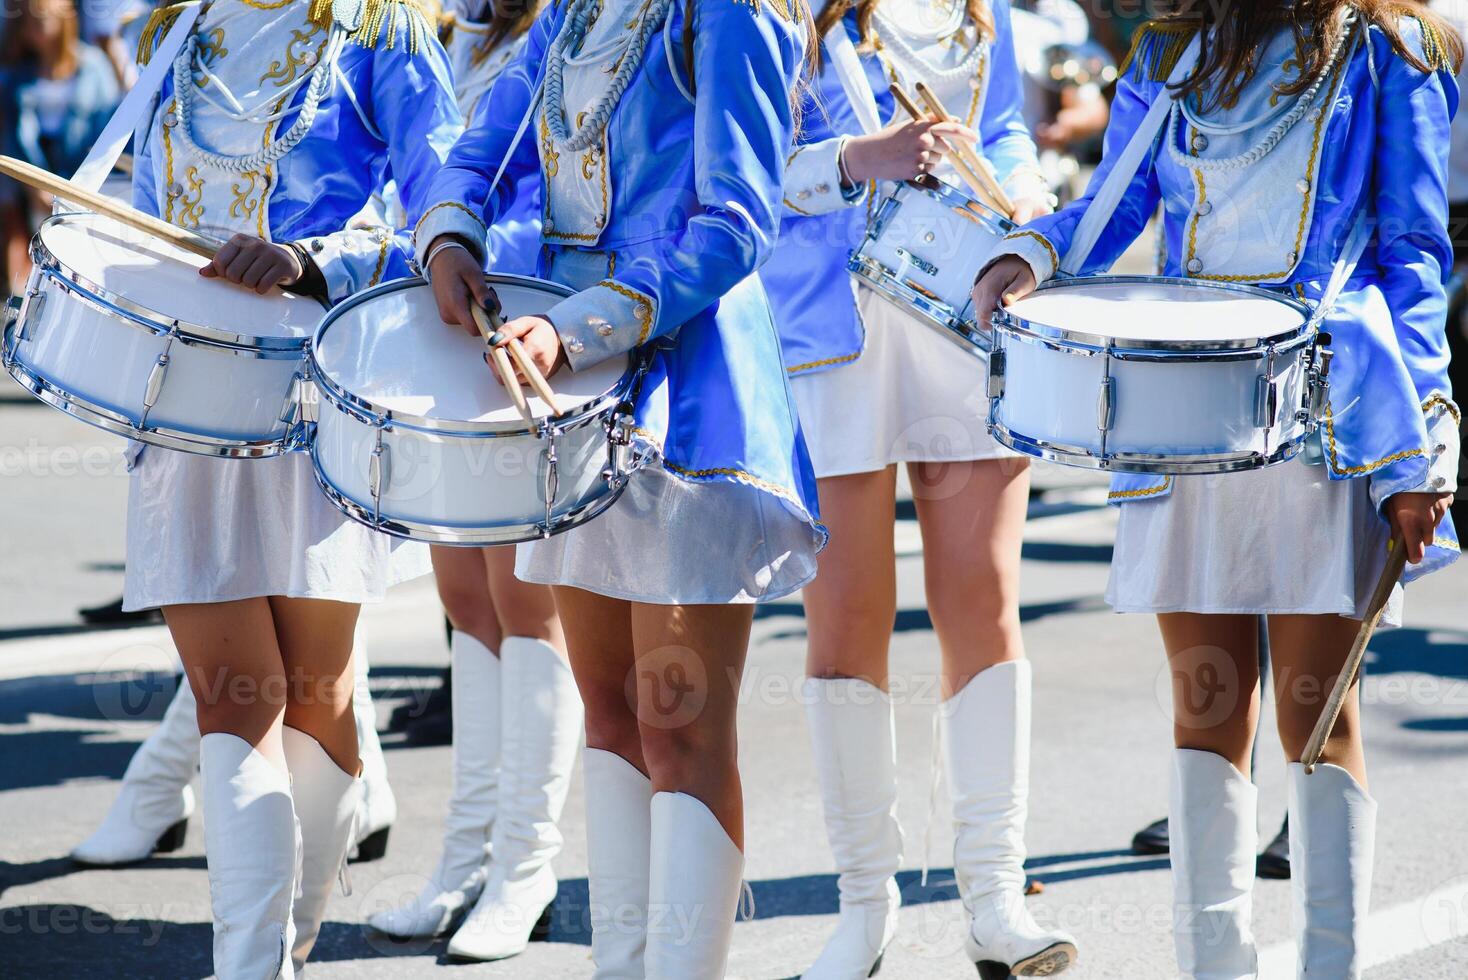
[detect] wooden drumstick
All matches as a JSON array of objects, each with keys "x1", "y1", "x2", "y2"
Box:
[
  {"x1": 0, "y1": 154, "x2": 223, "y2": 259},
  {"x1": 912, "y1": 82, "x2": 1016, "y2": 219},
  {"x1": 471, "y1": 304, "x2": 537, "y2": 433},
  {"x1": 505, "y1": 338, "x2": 564, "y2": 416},
  {"x1": 1301, "y1": 536, "x2": 1409, "y2": 774},
  {"x1": 888, "y1": 86, "x2": 1007, "y2": 217}
]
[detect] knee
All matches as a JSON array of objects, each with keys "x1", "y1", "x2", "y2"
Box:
[
  {"x1": 637, "y1": 718, "x2": 735, "y2": 790},
  {"x1": 1275, "y1": 699, "x2": 1359, "y2": 765},
  {"x1": 186, "y1": 666, "x2": 285, "y2": 737},
  {"x1": 581, "y1": 681, "x2": 640, "y2": 756},
  {"x1": 438, "y1": 585, "x2": 500, "y2": 647}
]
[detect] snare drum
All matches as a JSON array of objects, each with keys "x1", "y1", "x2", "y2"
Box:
[
  {"x1": 987, "y1": 276, "x2": 1323, "y2": 474},
  {"x1": 849, "y1": 176, "x2": 1014, "y2": 355},
  {"x1": 2, "y1": 212, "x2": 322, "y2": 457},
  {"x1": 309, "y1": 275, "x2": 640, "y2": 545}
]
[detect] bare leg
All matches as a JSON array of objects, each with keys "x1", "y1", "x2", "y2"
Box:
[
  {"x1": 271, "y1": 596, "x2": 361, "y2": 775},
  {"x1": 433, "y1": 545, "x2": 503, "y2": 654},
  {"x1": 801, "y1": 468, "x2": 898, "y2": 688},
  {"x1": 1267, "y1": 614, "x2": 1368, "y2": 787},
  {"x1": 165, "y1": 598, "x2": 288, "y2": 768},
  {"x1": 485, "y1": 547, "x2": 564, "y2": 647},
  {"x1": 555, "y1": 586, "x2": 644, "y2": 771},
  {"x1": 909, "y1": 456, "x2": 1029, "y2": 695},
  {"x1": 1158, "y1": 613, "x2": 1262, "y2": 775}
]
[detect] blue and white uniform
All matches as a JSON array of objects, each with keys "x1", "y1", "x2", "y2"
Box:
[
  {"x1": 415, "y1": 0, "x2": 824, "y2": 604},
  {"x1": 765, "y1": 0, "x2": 1047, "y2": 477},
  {"x1": 123, "y1": 0, "x2": 461, "y2": 609},
  {"x1": 993, "y1": 14, "x2": 1461, "y2": 619},
  {"x1": 438, "y1": 0, "x2": 543, "y2": 276}
]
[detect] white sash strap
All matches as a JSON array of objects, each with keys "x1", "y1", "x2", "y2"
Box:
[
  {"x1": 1059, "y1": 35, "x2": 1199, "y2": 276},
  {"x1": 824, "y1": 19, "x2": 882, "y2": 135},
  {"x1": 1311, "y1": 210, "x2": 1372, "y2": 329},
  {"x1": 71, "y1": 3, "x2": 203, "y2": 193}
]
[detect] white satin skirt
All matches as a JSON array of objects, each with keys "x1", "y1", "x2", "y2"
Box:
[
  {"x1": 123, "y1": 445, "x2": 429, "y2": 610},
  {"x1": 790, "y1": 286, "x2": 1015, "y2": 479},
  {"x1": 1106, "y1": 457, "x2": 1402, "y2": 626}
]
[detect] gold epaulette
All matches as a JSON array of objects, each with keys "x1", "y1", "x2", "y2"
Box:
[
  {"x1": 1119, "y1": 18, "x2": 1201, "y2": 84},
  {"x1": 1386, "y1": 4, "x2": 1457, "y2": 73},
  {"x1": 135, "y1": 0, "x2": 198, "y2": 67},
  {"x1": 306, "y1": 0, "x2": 439, "y2": 53}
]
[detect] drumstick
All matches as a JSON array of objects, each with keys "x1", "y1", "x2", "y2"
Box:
[
  {"x1": 505, "y1": 339, "x2": 564, "y2": 416},
  {"x1": 1301, "y1": 536, "x2": 1409, "y2": 774},
  {"x1": 0, "y1": 154, "x2": 223, "y2": 259},
  {"x1": 470, "y1": 304, "x2": 537, "y2": 433},
  {"x1": 888, "y1": 86, "x2": 1008, "y2": 217},
  {"x1": 912, "y1": 82, "x2": 1016, "y2": 219}
]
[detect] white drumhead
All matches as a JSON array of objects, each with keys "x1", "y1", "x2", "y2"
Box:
[
  {"x1": 40, "y1": 212, "x2": 321, "y2": 340},
  {"x1": 315, "y1": 279, "x2": 627, "y2": 423},
  {"x1": 1006, "y1": 279, "x2": 1303, "y2": 343}
]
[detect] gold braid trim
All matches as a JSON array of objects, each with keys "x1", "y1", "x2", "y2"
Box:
[
  {"x1": 787, "y1": 350, "x2": 861, "y2": 375},
  {"x1": 306, "y1": 0, "x2": 438, "y2": 53},
  {"x1": 136, "y1": 1, "x2": 196, "y2": 67},
  {"x1": 1388, "y1": 7, "x2": 1456, "y2": 73},
  {"x1": 1107, "y1": 477, "x2": 1172, "y2": 502},
  {"x1": 598, "y1": 280, "x2": 656, "y2": 346},
  {"x1": 1119, "y1": 19, "x2": 1200, "y2": 84}
]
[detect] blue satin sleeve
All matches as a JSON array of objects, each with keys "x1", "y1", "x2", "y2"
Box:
[
  {"x1": 131, "y1": 112, "x2": 162, "y2": 216},
  {"x1": 1365, "y1": 21, "x2": 1460, "y2": 502},
  {"x1": 993, "y1": 71, "x2": 1164, "y2": 280},
  {"x1": 981, "y1": 0, "x2": 1043, "y2": 187},
  {"x1": 542, "y1": 0, "x2": 804, "y2": 361},
  {"x1": 411, "y1": 9, "x2": 556, "y2": 265}
]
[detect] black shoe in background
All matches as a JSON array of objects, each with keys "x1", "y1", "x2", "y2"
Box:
[
  {"x1": 1132, "y1": 816, "x2": 1170, "y2": 855},
  {"x1": 1256, "y1": 816, "x2": 1291, "y2": 879},
  {"x1": 78, "y1": 596, "x2": 163, "y2": 626}
]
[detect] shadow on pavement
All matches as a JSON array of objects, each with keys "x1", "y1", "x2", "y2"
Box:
[
  {"x1": 1367, "y1": 626, "x2": 1468, "y2": 739},
  {"x1": 0, "y1": 905, "x2": 213, "y2": 979}
]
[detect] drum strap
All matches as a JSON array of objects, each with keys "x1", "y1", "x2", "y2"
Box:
[
  {"x1": 1311, "y1": 210, "x2": 1371, "y2": 329},
  {"x1": 823, "y1": 17, "x2": 883, "y2": 135},
  {"x1": 71, "y1": 3, "x2": 203, "y2": 194},
  {"x1": 1059, "y1": 34, "x2": 1200, "y2": 276}
]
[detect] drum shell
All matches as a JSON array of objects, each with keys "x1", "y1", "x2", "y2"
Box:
[
  {"x1": 851, "y1": 180, "x2": 1012, "y2": 351},
  {"x1": 6, "y1": 268, "x2": 305, "y2": 452},
  {"x1": 311, "y1": 378, "x2": 626, "y2": 544},
  {"x1": 993, "y1": 332, "x2": 1309, "y2": 462}
]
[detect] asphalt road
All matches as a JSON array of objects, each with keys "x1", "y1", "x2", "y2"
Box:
[{"x1": 4, "y1": 373, "x2": 1468, "y2": 979}]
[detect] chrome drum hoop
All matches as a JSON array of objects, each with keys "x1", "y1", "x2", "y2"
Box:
[
  {"x1": 848, "y1": 254, "x2": 992, "y2": 357},
  {"x1": 987, "y1": 418, "x2": 1310, "y2": 475},
  {"x1": 29, "y1": 216, "x2": 319, "y2": 356}
]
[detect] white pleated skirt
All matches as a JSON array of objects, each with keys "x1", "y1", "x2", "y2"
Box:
[
  {"x1": 790, "y1": 286, "x2": 1016, "y2": 479},
  {"x1": 1106, "y1": 457, "x2": 1402, "y2": 626},
  {"x1": 123, "y1": 445, "x2": 429, "y2": 610}
]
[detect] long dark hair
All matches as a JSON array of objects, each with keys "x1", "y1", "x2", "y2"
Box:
[
  {"x1": 441, "y1": 0, "x2": 542, "y2": 60},
  {"x1": 678, "y1": 0, "x2": 820, "y2": 125},
  {"x1": 1168, "y1": 1, "x2": 1462, "y2": 111}
]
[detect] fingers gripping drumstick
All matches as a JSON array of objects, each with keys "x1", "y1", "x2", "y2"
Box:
[
  {"x1": 470, "y1": 303, "x2": 537, "y2": 434},
  {"x1": 887, "y1": 87, "x2": 1010, "y2": 219},
  {"x1": 912, "y1": 82, "x2": 1016, "y2": 219},
  {"x1": 1301, "y1": 536, "x2": 1409, "y2": 774}
]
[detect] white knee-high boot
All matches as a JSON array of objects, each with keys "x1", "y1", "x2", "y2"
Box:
[
  {"x1": 1287, "y1": 763, "x2": 1376, "y2": 979},
  {"x1": 282, "y1": 727, "x2": 361, "y2": 975},
  {"x1": 368, "y1": 631, "x2": 502, "y2": 938},
  {"x1": 447, "y1": 636, "x2": 582, "y2": 961},
  {"x1": 71, "y1": 676, "x2": 198, "y2": 866},
  {"x1": 943, "y1": 661, "x2": 1076, "y2": 977},
  {"x1": 800, "y1": 677, "x2": 903, "y2": 979},
  {"x1": 199, "y1": 733, "x2": 298, "y2": 980},
  {"x1": 645, "y1": 792, "x2": 744, "y2": 980},
  {"x1": 584, "y1": 748, "x2": 653, "y2": 979},
  {"x1": 1171, "y1": 749, "x2": 1259, "y2": 980},
  {"x1": 351, "y1": 625, "x2": 395, "y2": 862}
]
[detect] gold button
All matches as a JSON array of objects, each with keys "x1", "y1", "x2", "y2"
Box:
[{"x1": 597, "y1": 323, "x2": 613, "y2": 337}]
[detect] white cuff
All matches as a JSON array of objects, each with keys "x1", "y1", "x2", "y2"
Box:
[
  {"x1": 1003, "y1": 167, "x2": 1052, "y2": 205},
  {"x1": 1425, "y1": 397, "x2": 1461, "y2": 494},
  {"x1": 544, "y1": 280, "x2": 657, "y2": 371},
  {"x1": 412, "y1": 201, "x2": 488, "y2": 270},
  {"x1": 295, "y1": 226, "x2": 395, "y2": 304},
  {"x1": 784, "y1": 137, "x2": 861, "y2": 216},
  {"x1": 988, "y1": 229, "x2": 1061, "y2": 285}
]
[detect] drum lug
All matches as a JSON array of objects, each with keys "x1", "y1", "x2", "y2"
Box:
[
  {"x1": 540, "y1": 426, "x2": 560, "y2": 538},
  {"x1": 1254, "y1": 375, "x2": 1278, "y2": 429},
  {"x1": 986, "y1": 348, "x2": 1006, "y2": 399},
  {"x1": 138, "y1": 332, "x2": 176, "y2": 429},
  {"x1": 1096, "y1": 376, "x2": 1115, "y2": 432},
  {"x1": 278, "y1": 375, "x2": 303, "y2": 427},
  {"x1": 368, "y1": 426, "x2": 389, "y2": 527},
  {"x1": 13, "y1": 290, "x2": 41, "y2": 344}
]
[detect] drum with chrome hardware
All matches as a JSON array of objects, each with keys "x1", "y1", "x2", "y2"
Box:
[
  {"x1": 309, "y1": 274, "x2": 640, "y2": 545},
  {"x1": 3, "y1": 212, "x2": 321, "y2": 457},
  {"x1": 987, "y1": 276, "x2": 1328, "y2": 474},
  {"x1": 849, "y1": 175, "x2": 1015, "y2": 355}
]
